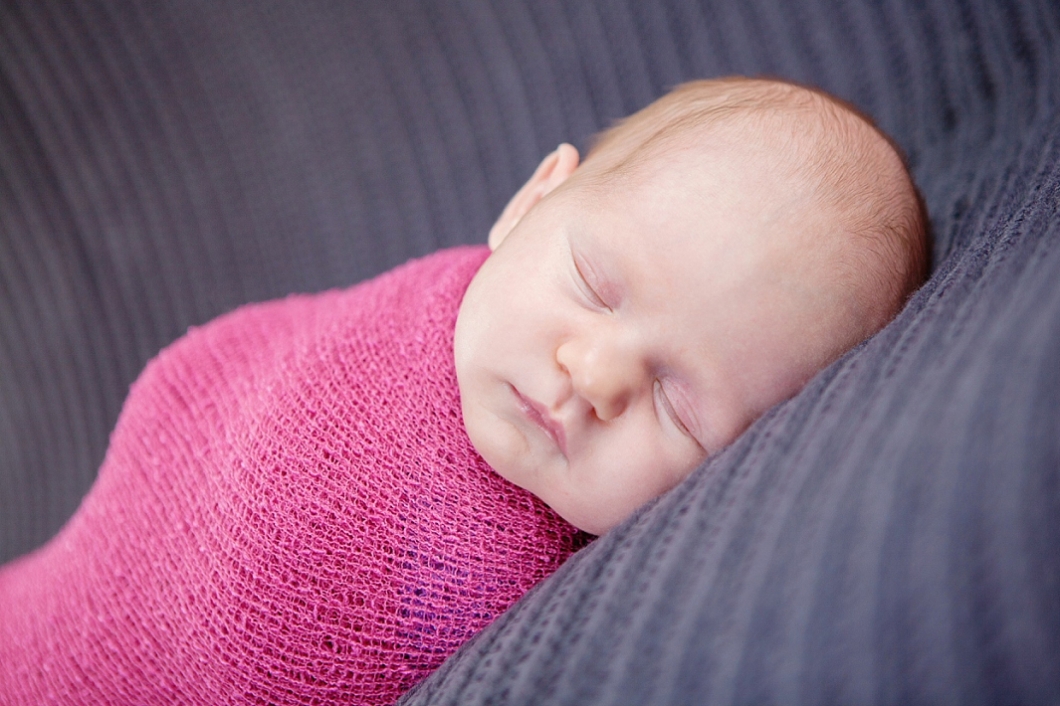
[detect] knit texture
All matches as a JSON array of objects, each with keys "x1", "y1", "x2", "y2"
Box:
[
  {"x1": 0, "y1": 245, "x2": 588, "y2": 704},
  {"x1": 4, "y1": 1, "x2": 1059, "y2": 704}
]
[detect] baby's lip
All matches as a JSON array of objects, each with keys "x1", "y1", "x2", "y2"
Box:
[{"x1": 513, "y1": 386, "x2": 569, "y2": 457}]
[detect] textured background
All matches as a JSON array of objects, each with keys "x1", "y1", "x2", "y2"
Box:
[{"x1": 1, "y1": 1, "x2": 1058, "y2": 703}]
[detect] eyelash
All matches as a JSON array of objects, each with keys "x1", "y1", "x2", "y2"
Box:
[
  {"x1": 652, "y1": 377, "x2": 686, "y2": 432},
  {"x1": 654, "y1": 380, "x2": 692, "y2": 438},
  {"x1": 573, "y1": 254, "x2": 610, "y2": 310}
]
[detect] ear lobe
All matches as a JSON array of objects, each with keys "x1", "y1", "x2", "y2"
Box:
[{"x1": 488, "y1": 143, "x2": 580, "y2": 250}]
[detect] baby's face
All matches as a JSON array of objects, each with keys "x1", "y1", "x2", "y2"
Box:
[{"x1": 455, "y1": 144, "x2": 868, "y2": 535}]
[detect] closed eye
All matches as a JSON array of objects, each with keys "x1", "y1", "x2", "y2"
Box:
[
  {"x1": 654, "y1": 379, "x2": 703, "y2": 450},
  {"x1": 572, "y1": 252, "x2": 610, "y2": 310}
]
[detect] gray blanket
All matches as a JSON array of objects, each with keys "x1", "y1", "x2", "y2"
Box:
[{"x1": 2, "y1": 1, "x2": 1057, "y2": 703}]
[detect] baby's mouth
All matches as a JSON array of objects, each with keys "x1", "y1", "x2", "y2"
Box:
[{"x1": 512, "y1": 385, "x2": 569, "y2": 457}]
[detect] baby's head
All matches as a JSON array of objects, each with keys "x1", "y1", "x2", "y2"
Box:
[{"x1": 455, "y1": 77, "x2": 927, "y2": 535}]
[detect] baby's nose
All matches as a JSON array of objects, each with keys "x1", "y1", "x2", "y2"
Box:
[{"x1": 557, "y1": 334, "x2": 645, "y2": 422}]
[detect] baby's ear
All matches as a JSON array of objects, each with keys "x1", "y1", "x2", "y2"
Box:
[{"x1": 488, "y1": 144, "x2": 580, "y2": 250}]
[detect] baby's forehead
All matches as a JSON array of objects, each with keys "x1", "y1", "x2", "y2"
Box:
[
  {"x1": 564, "y1": 78, "x2": 925, "y2": 354},
  {"x1": 564, "y1": 166, "x2": 878, "y2": 332},
  {"x1": 586, "y1": 82, "x2": 899, "y2": 198},
  {"x1": 584, "y1": 132, "x2": 827, "y2": 235},
  {"x1": 585, "y1": 101, "x2": 907, "y2": 256},
  {"x1": 571, "y1": 170, "x2": 834, "y2": 286}
]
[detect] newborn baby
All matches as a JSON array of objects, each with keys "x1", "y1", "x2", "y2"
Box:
[
  {"x1": 0, "y1": 77, "x2": 926, "y2": 704},
  {"x1": 458, "y1": 77, "x2": 927, "y2": 534}
]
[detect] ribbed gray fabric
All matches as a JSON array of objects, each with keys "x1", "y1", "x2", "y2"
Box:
[
  {"x1": 400, "y1": 2, "x2": 1060, "y2": 703},
  {"x1": 2, "y1": 0, "x2": 1058, "y2": 703}
]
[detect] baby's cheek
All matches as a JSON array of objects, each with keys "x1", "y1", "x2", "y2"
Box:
[
  {"x1": 603, "y1": 427, "x2": 691, "y2": 501},
  {"x1": 656, "y1": 433, "x2": 709, "y2": 499},
  {"x1": 467, "y1": 408, "x2": 528, "y2": 486}
]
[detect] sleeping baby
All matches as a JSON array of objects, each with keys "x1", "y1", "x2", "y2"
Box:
[{"x1": 0, "y1": 77, "x2": 926, "y2": 704}]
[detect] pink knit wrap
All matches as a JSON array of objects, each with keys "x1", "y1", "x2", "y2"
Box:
[{"x1": 0, "y1": 246, "x2": 589, "y2": 704}]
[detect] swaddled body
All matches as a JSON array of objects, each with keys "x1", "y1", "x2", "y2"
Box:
[{"x1": 0, "y1": 246, "x2": 587, "y2": 705}]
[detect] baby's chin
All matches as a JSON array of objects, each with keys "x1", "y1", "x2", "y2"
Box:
[
  {"x1": 558, "y1": 508, "x2": 611, "y2": 537},
  {"x1": 525, "y1": 475, "x2": 631, "y2": 536},
  {"x1": 462, "y1": 414, "x2": 607, "y2": 534}
]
